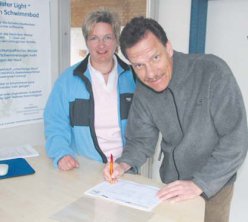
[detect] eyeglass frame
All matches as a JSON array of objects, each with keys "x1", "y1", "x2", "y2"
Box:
[{"x1": 87, "y1": 34, "x2": 116, "y2": 44}]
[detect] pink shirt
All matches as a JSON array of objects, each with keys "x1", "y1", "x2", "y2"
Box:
[{"x1": 89, "y1": 56, "x2": 122, "y2": 161}]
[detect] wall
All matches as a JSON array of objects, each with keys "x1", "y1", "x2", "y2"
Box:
[
  {"x1": 206, "y1": 1, "x2": 248, "y2": 221},
  {"x1": 71, "y1": 0, "x2": 146, "y2": 27},
  {"x1": 158, "y1": 0, "x2": 191, "y2": 53}
]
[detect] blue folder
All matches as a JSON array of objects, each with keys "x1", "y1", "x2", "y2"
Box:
[{"x1": 0, "y1": 158, "x2": 35, "y2": 179}]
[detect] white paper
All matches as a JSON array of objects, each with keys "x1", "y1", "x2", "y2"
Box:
[
  {"x1": 0, "y1": 144, "x2": 39, "y2": 160},
  {"x1": 85, "y1": 179, "x2": 161, "y2": 211}
]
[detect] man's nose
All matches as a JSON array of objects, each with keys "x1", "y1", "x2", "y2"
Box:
[{"x1": 145, "y1": 64, "x2": 156, "y2": 79}]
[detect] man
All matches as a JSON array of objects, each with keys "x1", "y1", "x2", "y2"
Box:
[{"x1": 104, "y1": 17, "x2": 248, "y2": 222}]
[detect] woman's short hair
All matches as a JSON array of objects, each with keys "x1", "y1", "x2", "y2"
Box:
[{"x1": 82, "y1": 8, "x2": 121, "y2": 44}]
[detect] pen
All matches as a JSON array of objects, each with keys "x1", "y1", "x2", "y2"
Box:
[{"x1": 110, "y1": 154, "x2": 114, "y2": 178}]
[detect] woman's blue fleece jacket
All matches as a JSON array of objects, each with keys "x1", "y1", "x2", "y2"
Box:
[{"x1": 44, "y1": 54, "x2": 136, "y2": 167}]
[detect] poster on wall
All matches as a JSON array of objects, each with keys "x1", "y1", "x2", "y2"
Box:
[{"x1": 0, "y1": 0, "x2": 51, "y2": 128}]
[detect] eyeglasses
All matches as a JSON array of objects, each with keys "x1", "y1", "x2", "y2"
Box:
[{"x1": 87, "y1": 34, "x2": 115, "y2": 44}]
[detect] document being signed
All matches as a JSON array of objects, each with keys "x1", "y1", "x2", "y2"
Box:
[{"x1": 84, "y1": 179, "x2": 161, "y2": 211}]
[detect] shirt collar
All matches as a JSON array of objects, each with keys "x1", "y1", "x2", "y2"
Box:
[{"x1": 88, "y1": 55, "x2": 118, "y2": 92}]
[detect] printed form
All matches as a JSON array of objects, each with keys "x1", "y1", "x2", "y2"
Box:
[{"x1": 85, "y1": 179, "x2": 161, "y2": 211}]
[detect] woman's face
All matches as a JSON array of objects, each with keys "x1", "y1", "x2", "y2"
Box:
[{"x1": 86, "y1": 22, "x2": 117, "y2": 65}]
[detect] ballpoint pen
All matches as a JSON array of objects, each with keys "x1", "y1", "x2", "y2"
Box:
[{"x1": 110, "y1": 154, "x2": 114, "y2": 179}]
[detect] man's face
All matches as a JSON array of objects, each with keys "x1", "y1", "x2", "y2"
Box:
[{"x1": 126, "y1": 32, "x2": 173, "y2": 92}]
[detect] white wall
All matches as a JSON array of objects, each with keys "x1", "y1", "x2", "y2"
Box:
[
  {"x1": 158, "y1": 0, "x2": 191, "y2": 53},
  {"x1": 206, "y1": 1, "x2": 248, "y2": 221}
]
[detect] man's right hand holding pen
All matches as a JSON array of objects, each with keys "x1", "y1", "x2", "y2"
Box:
[{"x1": 103, "y1": 161, "x2": 131, "y2": 183}]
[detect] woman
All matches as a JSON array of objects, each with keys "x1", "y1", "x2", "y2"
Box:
[{"x1": 44, "y1": 8, "x2": 136, "y2": 170}]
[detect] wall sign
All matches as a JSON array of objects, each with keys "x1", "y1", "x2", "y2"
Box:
[{"x1": 0, "y1": 0, "x2": 51, "y2": 128}]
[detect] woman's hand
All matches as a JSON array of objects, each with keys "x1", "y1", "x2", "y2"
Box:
[{"x1": 58, "y1": 155, "x2": 79, "y2": 171}]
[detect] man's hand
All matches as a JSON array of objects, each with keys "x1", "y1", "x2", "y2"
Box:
[
  {"x1": 103, "y1": 162, "x2": 131, "y2": 183},
  {"x1": 58, "y1": 155, "x2": 79, "y2": 171},
  {"x1": 157, "y1": 180, "x2": 203, "y2": 202}
]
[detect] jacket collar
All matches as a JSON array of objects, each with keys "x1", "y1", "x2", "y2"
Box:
[
  {"x1": 73, "y1": 53, "x2": 130, "y2": 78},
  {"x1": 169, "y1": 51, "x2": 189, "y2": 90}
]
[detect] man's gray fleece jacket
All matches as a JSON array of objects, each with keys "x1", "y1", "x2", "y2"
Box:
[{"x1": 118, "y1": 51, "x2": 248, "y2": 199}]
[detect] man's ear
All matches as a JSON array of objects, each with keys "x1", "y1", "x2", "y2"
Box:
[{"x1": 166, "y1": 41, "x2": 174, "y2": 57}]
